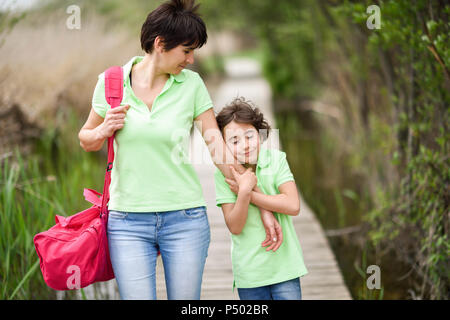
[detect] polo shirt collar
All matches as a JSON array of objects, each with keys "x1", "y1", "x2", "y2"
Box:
[
  {"x1": 256, "y1": 148, "x2": 271, "y2": 169},
  {"x1": 171, "y1": 70, "x2": 186, "y2": 82},
  {"x1": 122, "y1": 56, "x2": 186, "y2": 83},
  {"x1": 122, "y1": 56, "x2": 142, "y2": 79}
]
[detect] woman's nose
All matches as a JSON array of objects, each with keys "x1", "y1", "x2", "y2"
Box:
[{"x1": 186, "y1": 51, "x2": 194, "y2": 65}]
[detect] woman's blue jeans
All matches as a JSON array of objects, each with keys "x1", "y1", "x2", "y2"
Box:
[
  {"x1": 237, "y1": 277, "x2": 302, "y2": 300},
  {"x1": 107, "y1": 206, "x2": 210, "y2": 300}
]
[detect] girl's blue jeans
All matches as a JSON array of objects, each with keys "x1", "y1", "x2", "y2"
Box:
[
  {"x1": 237, "y1": 277, "x2": 302, "y2": 300},
  {"x1": 107, "y1": 206, "x2": 210, "y2": 300}
]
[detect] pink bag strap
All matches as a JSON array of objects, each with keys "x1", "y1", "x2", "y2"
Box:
[
  {"x1": 83, "y1": 188, "x2": 103, "y2": 207},
  {"x1": 105, "y1": 66, "x2": 123, "y2": 109},
  {"x1": 100, "y1": 66, "x2": 124, "y2": 216},
  {"x1": 55, "y1": 189, "x2": 103, "y2": 226}
]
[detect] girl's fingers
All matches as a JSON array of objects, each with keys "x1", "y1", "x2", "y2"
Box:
[{"x1": 229, "y1": 166, "x2": 238, "y2": 180}]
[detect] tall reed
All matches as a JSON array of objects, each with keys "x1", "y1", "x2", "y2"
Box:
[{"x1": 0, "y1": 110, "x2": 106, "y2": 299}]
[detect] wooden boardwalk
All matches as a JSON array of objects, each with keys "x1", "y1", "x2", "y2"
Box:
[{"x1": 155, "y1": 58, "x2": 352, "y2": 300}]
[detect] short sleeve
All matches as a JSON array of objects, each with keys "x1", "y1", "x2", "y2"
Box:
[
  {"x1": 91, "y1": 73, "x2": 110, "y2": 118},
  {"x1": 214, "y1": 169, "x2": 237, "y2": 207},
  {"x1": 193, "y1": 73, "x2": 213, "y2": 119},
  {"x1": 275, "y1": 151, "x2": 295, "y2": 188}
]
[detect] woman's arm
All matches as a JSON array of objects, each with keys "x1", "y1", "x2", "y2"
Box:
[
  {"x1": 225, "y1": 179, "x2": 300, "y2": 216},
  {"x1": 194, "y1": 109, "x2": 244, "y2": 177}
]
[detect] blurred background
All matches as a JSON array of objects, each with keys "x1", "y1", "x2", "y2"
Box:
[{"x1": 0, "y1": 0, "x2": 448, "y2": 300}]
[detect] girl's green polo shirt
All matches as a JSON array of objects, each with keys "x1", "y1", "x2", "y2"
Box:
[
  {"x1": 92, "y1": 56, "x2": 213, "y2": 212},
  {"x1": 214, "y1": 148, "x2": 308, "y2": 288}
]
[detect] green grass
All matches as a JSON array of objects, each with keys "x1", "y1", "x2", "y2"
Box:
[{"x1": 0, "y1": 110, "x2": 106, "y2": 299}]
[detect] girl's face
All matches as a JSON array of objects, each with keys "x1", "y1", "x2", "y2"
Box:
[
  {"x1": 223, "y1": 121, "x2": 260, "y2": 165},
  {"x1": 159, "y1": 43, "x2": 195, "y2": 75}
]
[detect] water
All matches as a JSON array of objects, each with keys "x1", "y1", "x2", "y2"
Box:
[{"x1": 274, "y1": 108, "x2": 416, "y2": 299}]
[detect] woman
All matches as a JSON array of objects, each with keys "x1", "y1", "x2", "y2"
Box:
[{"x1": 78, "y1": 0, "x2": 282, "y2": 300}]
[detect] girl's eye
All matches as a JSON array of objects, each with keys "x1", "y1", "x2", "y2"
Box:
[{"x1": 232, "y1": 141, "x2": 238, "y2": 145}]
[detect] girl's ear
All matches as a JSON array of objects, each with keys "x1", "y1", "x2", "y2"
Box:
[{"x1": 258, "y1": 128, "x2": 269, "y2": 142}]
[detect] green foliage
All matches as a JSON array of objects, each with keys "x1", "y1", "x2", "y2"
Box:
[
  {"x1": 358, "y1": 0, "x2": 449, "y2": 299},
  {"x1": 0, "y1": 110, "x2": 106, "y2": 299},
  {"x1": 208, "y1": 0, "x2": 449, "y2": 299}
]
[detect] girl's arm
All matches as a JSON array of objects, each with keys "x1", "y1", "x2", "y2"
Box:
[
  {"x1": 221, "y1": 167, "x2": 256, "y2": 235},
  {"x1": 221, "y1": 192, "x2": 251, "y2": 235},
  {"x1": 225, "y1": 178, "x2": 300, "y2": 216},
  {"x1": 221, "y1": 168, "x2": 283, "y2": 251},
  {"x1": 250, "y1": 181, "x2": 300, "y2": 216}
]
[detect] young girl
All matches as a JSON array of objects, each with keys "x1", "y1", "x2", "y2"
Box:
[{"x1": 214, "y1": 97, "x2": 308, "y2": 300}]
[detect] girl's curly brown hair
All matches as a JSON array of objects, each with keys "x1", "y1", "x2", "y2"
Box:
[{"x1": 216, "y1": 97, "x2": 271, "y2": 141}]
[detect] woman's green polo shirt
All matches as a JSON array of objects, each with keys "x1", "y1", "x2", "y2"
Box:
[
  {"x1": 92, "y1": 56, "x2": 213, "y2": 212},
  {"x1": 214, "y1": 148, "x2": 308, "y2": 288}
]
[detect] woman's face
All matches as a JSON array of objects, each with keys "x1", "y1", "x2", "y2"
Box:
[
  {"x1": 223, "y1": 121, "x2": 260, "y2": 165},
  {"x1": 160, "y1": 43, "x2": 195, "y2": 75}
]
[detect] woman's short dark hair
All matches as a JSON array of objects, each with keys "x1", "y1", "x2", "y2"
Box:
[
  {"x1": 141, "y1": 0, "x2": 207, "y2": 53},
  {"x1": 216, "y1": 97, "x2": 271, "y2": 141}
]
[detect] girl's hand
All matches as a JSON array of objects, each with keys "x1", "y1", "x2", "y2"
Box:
[
  {"x1": 230, "y1": 166, "x2": 257, "y2": 194},
  {"x1": 98, "y1": 105, "x2": 130, "y2": 139},
  {"x1": 225, "y1": 177, "x2": 239, "y2": 194}
]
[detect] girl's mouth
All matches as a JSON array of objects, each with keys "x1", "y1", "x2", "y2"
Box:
[{"x1": 243, "y1": 149, "x2": 254, "y2": 157}]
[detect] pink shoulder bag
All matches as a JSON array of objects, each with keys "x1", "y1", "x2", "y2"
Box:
[{"x1": 33, "y1": 66, "x2": 123, "y2": 290}]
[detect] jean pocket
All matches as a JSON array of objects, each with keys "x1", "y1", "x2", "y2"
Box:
[
  {"x1": 182, "y1": 206, "x2": 207, "y2": 219},
  {"x1": 108, "y1": 210, "x2": 128, "y2": 220}
]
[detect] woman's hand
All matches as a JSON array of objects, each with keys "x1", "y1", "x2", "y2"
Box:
[
  {"x1": 230, "y1": 166, "x2": 257, "y2": 194},
  {"x1": 97, "y1": 105, "x2": 130, "y2": 139},
  {"x1": 260, "y1": 210, "x2": 283, "y2": 252}
]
